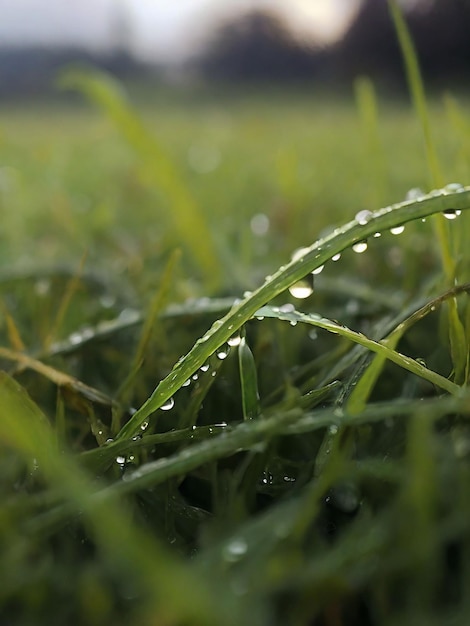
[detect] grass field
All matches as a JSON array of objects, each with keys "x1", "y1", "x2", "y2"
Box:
[{"x1": 1, "y1": 54, "x2": 470, "y2": 626}]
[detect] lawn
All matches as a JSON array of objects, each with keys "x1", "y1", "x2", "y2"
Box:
[{"x1": 1, "y1": 63, "x2": 470, "y2": 625}]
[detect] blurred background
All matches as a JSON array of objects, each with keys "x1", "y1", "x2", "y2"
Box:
[
  {"x1": 0, "y1": 0, "x2": 469, "y2": 95},
  {"x1": 1, "y1": 0, "x2": 470, "y2": 298}
]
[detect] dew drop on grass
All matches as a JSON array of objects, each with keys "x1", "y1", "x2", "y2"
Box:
[
  {"x1": 289, "y1": 276, "x2": 314, "y2": 299},
  {"x1": 228, "y1": 334, "x2": 242, "y2": 347},
  {"x1": 443, "y1": 182, "x2": 465, "y2": 193},
  {"x1": 355, "y1": 209, "x2": 373, "y2": 225},
  {"x1": 34, "y1": 279, "x2": 51, "y2": 296},
  {"x1": 291, "y1": 246, "x2": 310, "y2": 262},
  {"x1": 100, "y1": 294, "x2": 116, "y2": 309},
  {"x1": 182, "y1": 379, "x2": 191, "y2": 387},
  {"x1": 200, "y1": 364, "x2": 210, "y2": 372},
  {"x1": 312, "y1": 264, "x2": 324, "y2": 275},
  {"x1": 217, "y1": 348, "x2": 229, "y2": 360},
  {"x1": 116, "y1": 456, "x2": 126, "y2": 465},
  {"x1": 352, "y1": 240, "x2": 368, "y2": 254},
  {"x1": 290, "y1": 320, "x2": 298, "y2": 327},
  {"x1": 279, "y1": 303, "x2": 295, "y2": 313},
  {"x1": 160, "y1": 397, "x2": 175, "y2": 411},
  {"x1": 443, "y1": 209, "x2": 461, "y2": 220},
  {"x1": 390, "y1": 225, "x2": 405, "y2": 235},
  {"x1": 192, "y1": 373, "x2": 199, "y2": 381},
  {"x1": 331, "y1": 253, "x2": 341, "y2": 261},
  {"x1": 140, "y1": 421, "x2": 149, "y2": 431},
  {"x1": 405, "y1": 187, "x2": 425, "y2": 201},
  {"x1": 223, "y1": 538, "x2": 248, "y2": 562}
]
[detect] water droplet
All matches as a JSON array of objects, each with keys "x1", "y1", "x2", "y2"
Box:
[
  {"x1": 34, "y1": 279, "x2": 51, "y2": 296},
  {"x1": 182, "y1": 379, "x2": 191, "y2": 387},
  {"x1": 279, "y1": 303, "x2": 295, "y2": 313},
  {"x1": 228, "y1": 334, "x2": 242, "y2": 347},
  {"x1": 200, "y1": 364, "x2": 210, "y2": 372},
  {"x1": 289, "y1": 277, "x2": 313, "y2": 299},
  {"x1": 69, "y1": 332, "x2": 83, "y2": 345},
  {"x1": 250, "y1": 213, "x2": 270, "y2": 236},
  {"x1": 352, "y1": 240, "x2": 368, "y2": 254},
  {"x1": 140, "y1": 421, "x2": 149, "y2": 431},
  {"x1": 443, "y1": 182, "x2": 465, "y2": 193},
  {"x1": 223, "y1": 538, "x2": 248, "y2": 562},
  {"x1": 355, "y1": 209, "x2": 373, "y2": 225},
  {"x1": 373, "y1": 232, "x2": 382, "y2": 238},
  {"x1": 243, "y1": 290, "x2": 253, "y2": 298},
  {"x1": 331, "y1": 253, "x2": 341, "y2": 261},
  {"x1": 160, "y1": 397, "x2": 175, "y2": 411},
  {"x1": 312, "y1": 264, "x2": 324, "y2": 275},
  {"x1": 217, "y1": 348, "x2": 229, "y2": 360},
  {"x1": 291, "y1": 246, "x2": 310, "y2": 262},
  {"x1": 211, "y1": 371, "x2": 217, "y2": 377},
  {"x1": 290, "y1": 320, "x2": 298, "y2": 326},
  {"x1": 116, "y1": 456, "x2": 126, "y2": 465},
  {"x1": 100, "y1": 294, "x2": 116, "y2": 308},
  {"x1": 443, "y1": 209, "x2": 461, "y2": 220},
  {"x1": 192, "y1": 373, "x2": 199, "y2": 381},
  {"x1": 261, "y1": 472, "x2": 273, "y2": 485},
  {"x1": 390, "y1": 225, "x2": 405, "y2": 235},
  {"x1": 405, "y1": 187, "x2": 425, "y2": 201}
]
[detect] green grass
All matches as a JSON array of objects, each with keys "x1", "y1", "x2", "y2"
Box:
[{"x1": 2, "y1": 20, "x2": 470, "y2": 624}]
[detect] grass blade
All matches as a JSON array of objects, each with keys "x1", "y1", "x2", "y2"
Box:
[
  {"x1": 0, "y1": 372, "x2": 242, "y2": 626},
  {"x1": 255, "y1": 305, "x2": 459, "y2": 395},
  {"x1": 59, "y1": 67, "x2": 221, "y2": 286},
  {"x1": 117, "y1": 188, "x2": 470, "y2": 439}
]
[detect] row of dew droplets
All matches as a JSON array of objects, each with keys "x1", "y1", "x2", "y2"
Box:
[
  {"x1": 286, "y1": 183, "x2": 467, "y2": 302},
  {"x1": 118, "y1": 183, "x2": 469, "y2": 441}
]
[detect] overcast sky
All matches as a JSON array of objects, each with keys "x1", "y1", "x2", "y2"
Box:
[{"x1": 0, "y1": 0, "x2": 361, "y2": 62}]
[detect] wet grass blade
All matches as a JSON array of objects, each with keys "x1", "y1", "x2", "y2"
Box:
[
  {"x1": 347, "y1": 282, "x2": 470, "y2": 413},
  {"x1": 117, "y1": 188, "x2": 470, "y2": 439},
  {"x1": 255, "y1": 304, "x2": 459, "y2": 395},
  {"x1": 388, "y1": 0, "x2": 467, "y2": 383}
]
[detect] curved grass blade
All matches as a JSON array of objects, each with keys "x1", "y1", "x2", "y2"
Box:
[
  {"x1": 117, "y1": 188, "x2": 470, "y2": 440},
  {"x1": 347, "y1": 282, "x2": 470, "y2": 413},
  {"x1": 255, "y1": 305, "x2": 459, "y2": 396}
]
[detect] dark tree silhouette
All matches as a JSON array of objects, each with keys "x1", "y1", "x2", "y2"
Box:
[
  {"x1": 195, "y1": 9, "x2": 323, "y2": 82},
  {"x1": 332, "y1": 0, "x2": 470, "y2": 86}
]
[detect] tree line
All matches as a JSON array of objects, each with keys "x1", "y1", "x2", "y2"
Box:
[{"x1": 1, "y1": 0, "x2": 469, "y2": 96}]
